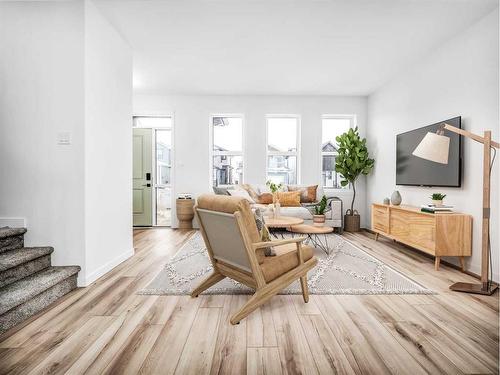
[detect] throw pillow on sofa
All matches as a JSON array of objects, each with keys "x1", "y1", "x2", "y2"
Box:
[
  {"x1": 257, "y1": 192, "x2": 273, "y2": 204},
  {"x1": 277, "y1": 191, "x2": 301, "y2": 207},
  {"x1": 241, "y1": 184, "x2": 274, "y2": 204},
  {"x1": 287, "y1": 184, "x2": 318, "y2": 203},
  {"x1": 228, "y1": 188, "x2": 256, "y2": 203}
]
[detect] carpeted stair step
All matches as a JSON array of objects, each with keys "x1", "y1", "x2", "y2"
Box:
[
  {"x1": 0, "y1": 266, "x2": 80, "y2": 334},
  {"x1": 0, "y1": 247, "x2": 54, "y2": 288},
  {"x1": 0, "y1": 227, "x2": 27, "y2": 253}
]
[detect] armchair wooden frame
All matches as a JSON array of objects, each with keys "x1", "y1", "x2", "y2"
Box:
[{"x1": 191, "y1": 205, "x2": 318, "y2": 324}]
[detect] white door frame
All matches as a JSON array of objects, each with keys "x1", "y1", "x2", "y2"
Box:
[{"x1": 132, "y1": 113, "x2": 175, "y2": 227}]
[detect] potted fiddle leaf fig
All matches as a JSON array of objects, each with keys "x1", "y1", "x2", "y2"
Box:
[{"x1": 335, "y1": 127, "x2": 375, "y2": 232}]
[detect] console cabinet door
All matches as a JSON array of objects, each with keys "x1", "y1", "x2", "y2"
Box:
[
  {"x1": 372, "y1": 205, "x2": 389, "y2": 233},
  {"x1": 389, "y1": 210, "x2": 410, "y2": 240},
  {"x1": 409, "y1": 215, "x2": 435, "y2": 252}
]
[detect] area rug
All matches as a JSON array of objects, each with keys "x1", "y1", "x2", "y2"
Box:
[{"x1": 139, "y1": 232, "x2": 433, "y2": 295}]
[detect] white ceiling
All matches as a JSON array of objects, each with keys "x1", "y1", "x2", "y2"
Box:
[{"x1": 95, "y1": 0, "x2": 498, "y2": 96}]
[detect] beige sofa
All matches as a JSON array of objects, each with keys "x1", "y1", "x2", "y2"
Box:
[{"x1": 214, "y1": 184, "x2": 343, "y2": 232}]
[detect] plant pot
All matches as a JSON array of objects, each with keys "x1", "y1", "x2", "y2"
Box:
[
  {"x1": 432, "y1": 199, "x2": 443, "y2": 207},
  {"x1": 344, "y1": 213, "x2": 360, "y2": 232},
  {"x1": 313, "y1": 214, "x2": 325, "y2": 226}
]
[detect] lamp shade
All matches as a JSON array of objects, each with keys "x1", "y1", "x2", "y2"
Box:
[{"x1": 412, "y1": 132, "x2": 450, "y2": 164}]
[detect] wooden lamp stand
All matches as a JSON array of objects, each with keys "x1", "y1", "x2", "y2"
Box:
[{"x1": 442, "y1": 126, "x2": 499, "y2": 295}]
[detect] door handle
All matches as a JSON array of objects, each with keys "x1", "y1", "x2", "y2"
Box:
[{"x1": 142, "y1": 183, "x2": 151, "y2": 187}]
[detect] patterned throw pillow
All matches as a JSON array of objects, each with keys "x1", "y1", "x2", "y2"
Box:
[
  {"x1": 254, "y1": 208, "x2": 275, "y2": 256},
  {"x1": 287, "y1": 185, "x2": 318, "y2": 203},
  {"x1": 276, "y1": 191, "x2": 301, "y2": 207}
]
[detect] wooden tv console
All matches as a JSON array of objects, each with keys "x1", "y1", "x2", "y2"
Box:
[{"x1": 371, "y1": 204, "x2": 472, "y2": 271}]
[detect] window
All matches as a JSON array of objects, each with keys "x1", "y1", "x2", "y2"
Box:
[
  {"x1": 266, "y1": 116, "x2": 299, "y2": 185},
  {"x1": 211, "y1": 115, "x2": 244, "y2": 186},
  {"x1": 321, "y1": 115, "x2": 354, "y2": 189}
]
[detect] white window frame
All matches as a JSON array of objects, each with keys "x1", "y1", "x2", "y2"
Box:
[
  {"x1": 209, "y1": 114, "x2": 245, "y2": 188},
  {"x1": 320, "y1": 114, "x2": 356, "y2": 191},
  {"x1": 265, "y1": 114, "x2": 301, "y2": 185}
]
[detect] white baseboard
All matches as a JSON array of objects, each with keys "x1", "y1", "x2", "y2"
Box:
[
  {"x1": 82, "y1": 247, "x2": 135, "y2": 286},
  {"x1": 0, "y1": 217, "x2": 26, "y2": 228}
]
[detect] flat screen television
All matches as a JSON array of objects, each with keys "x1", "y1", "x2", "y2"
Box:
[{"x1": 396, "y1": 116, "x2": 462, "y2": 187}]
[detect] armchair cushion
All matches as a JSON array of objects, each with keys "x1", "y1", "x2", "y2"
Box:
[{"x1": 260, "y1": 243, "x2": 314, "y2": 282}]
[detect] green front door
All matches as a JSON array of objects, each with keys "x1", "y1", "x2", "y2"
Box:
[{"x1": 133, "y1": 128, "x2": 153, "y2": 226}]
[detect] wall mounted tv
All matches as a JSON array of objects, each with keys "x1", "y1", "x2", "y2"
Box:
[{"x1": 396, "y1": 116, "x2": 462, "y2": 187}]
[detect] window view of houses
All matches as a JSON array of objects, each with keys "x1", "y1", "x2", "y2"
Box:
[
  {"x1": 212, "y1": 116, "x2": 244, "y2": 186},
  {"x1": 266, "y1": 117, "x2": 299, "y2": 184},
  {"x1": 210, "y1": 115, "x2": 352, "y2": 189}
]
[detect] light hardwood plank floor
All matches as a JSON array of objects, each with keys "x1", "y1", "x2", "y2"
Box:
[{"x1": 0, "y1": 229, "x2": 498, "y2": 374}]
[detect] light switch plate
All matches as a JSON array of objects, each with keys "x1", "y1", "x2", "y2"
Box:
[{"x1": 57, "y1": 132, "x2": 71, "y2": 145}]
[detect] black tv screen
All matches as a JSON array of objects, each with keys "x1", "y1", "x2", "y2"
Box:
[{"x1": 396, "y1": 116, "x2": 462, "y2": 187}]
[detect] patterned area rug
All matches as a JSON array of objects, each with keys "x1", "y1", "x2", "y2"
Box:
[{"x1": 139, "y1": 232, "x2": 433, "y2": 295}]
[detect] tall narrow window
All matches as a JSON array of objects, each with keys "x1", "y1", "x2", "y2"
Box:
[
  {"x1": 211, "y1": 115, "x2": 244, "y2": 186},
  {"x1": 266, "y1": 116, "x2": 299, "y2": 185},
  {"x1": 321, "y1": 115, "x2": 354, "y2": 189}
]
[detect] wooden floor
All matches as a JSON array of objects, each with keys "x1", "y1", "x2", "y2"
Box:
[{"x1": 0, "y1": 229, "x2": 498, "y2": 374}]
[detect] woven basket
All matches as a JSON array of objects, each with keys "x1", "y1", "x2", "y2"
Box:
[{"x1": 344, "y1": 210, "x2": 360, "y2": 232}]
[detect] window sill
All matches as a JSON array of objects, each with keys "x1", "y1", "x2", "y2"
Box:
[{"x1": 323, "y1": 189, "x2": 353, "y2": 196}]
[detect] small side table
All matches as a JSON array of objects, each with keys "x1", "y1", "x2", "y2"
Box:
[{"x1": 176, "y1": 199, "x2": 195, "y2": 229}]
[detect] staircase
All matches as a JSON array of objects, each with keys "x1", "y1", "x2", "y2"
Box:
[{"x1": 0, "y1": 227, "x2": 80, "y2": 334}]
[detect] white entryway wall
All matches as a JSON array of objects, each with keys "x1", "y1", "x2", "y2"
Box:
[
  {"x1": 134, "y1": 95, "x2": 368, "y2": 228},
  {"x1": 366, "y1": 8, "x2": 499, "y2": 280},
  {"x1": 0, "y1": 0, "x2": 133, "y2": 286}
]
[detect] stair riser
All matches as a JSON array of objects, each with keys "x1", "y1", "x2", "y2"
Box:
[
  {"x1": 0, "y1": 235, "x2": 24, "y2": 253},
  {"x1": 0, "y1": 275, "x2": 77, "y2": 334},
  {"x1": 0, "y1": 256, "x2": 51, "y2": 289}
]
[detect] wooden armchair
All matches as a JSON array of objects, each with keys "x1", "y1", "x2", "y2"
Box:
[{"x1": 191, "y1": 194, "x2": 318, "y2": 324}]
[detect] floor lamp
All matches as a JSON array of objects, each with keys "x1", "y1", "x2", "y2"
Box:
[{"x1": 413, "y1": 123, "x2": 498, "y2": 295}]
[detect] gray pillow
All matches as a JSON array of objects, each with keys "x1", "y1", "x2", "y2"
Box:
[
  {"x1": 254, "y1": 208, "x2": 275, "y2": 256},
  {"x1": 212, "y1": 186, "x2": 233, "y2": 195}
]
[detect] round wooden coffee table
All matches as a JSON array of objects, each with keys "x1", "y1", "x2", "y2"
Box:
[
  {"x1": 287, "y1": 224, "x2": 334, "y2": 254},
  {"x1": 264, "y1": 216, "x2": 304, "y2": 228},
  {"x1": 264, "y1": 216, "x2": 304, "y2": 238}
]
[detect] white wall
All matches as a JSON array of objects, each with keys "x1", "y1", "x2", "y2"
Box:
[
  {"x1": 84, "y1": 0, "x2": 133, "y2": 284},
  {"x1": 0, "y1": 2, "x2": 87, "y2": 280},
  {"x1": 134, "y1": 95, "x2": 369, "y2": 227},
  {"x1": 367, "y1": 8, "x2": 499, "y2": 280},
  {"x1": 0, "y1": 1, "x2": 133, "y2": 286}
]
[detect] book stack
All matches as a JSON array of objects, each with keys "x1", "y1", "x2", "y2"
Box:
[{"x1": 421, "y1": 204, "x2": 454, "y2": 213}]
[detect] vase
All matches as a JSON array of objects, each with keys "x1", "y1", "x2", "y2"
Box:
[
  {"x1": 274, "y1": 201, "x2": 281, "y2": 219},
  {"x1": 383, "y1": 197, "x2": 390, "y2": 205},
  {"x1": 391, "y1": 191, "x2": 402, "y2": 206}
]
